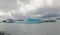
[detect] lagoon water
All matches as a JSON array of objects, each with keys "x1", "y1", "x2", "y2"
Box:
[{"x1": 0, "y1": 21, "x2": 59, "y2": 35}]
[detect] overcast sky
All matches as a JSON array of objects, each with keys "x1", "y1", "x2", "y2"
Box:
[{"x1": 0, "y1": 0, "x2": 60, "y2": 19}]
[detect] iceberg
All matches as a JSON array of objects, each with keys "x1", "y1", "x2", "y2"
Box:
[
  {"x1": 2, "y1": 19, "x2": 15, "y2": 23},
  {"x1": 44, "y1": 17, "x2": 56, "y2": 22},
  {"x1": 25, "y1": 18, "x2": 43, "y2": 23}
]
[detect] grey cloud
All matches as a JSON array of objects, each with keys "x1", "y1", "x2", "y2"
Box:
[
  {"x1": 19, "y1": 0, "x2": 32, "y2": 4},
  {"x1": 0, "y1": 0, "x2": 18, "y2": 12},
  {"x1": 39, "y1": 7, "x2": 60, "y2": 18},
  {"x1": 0, "y1": 0, "x2": 32, "y2": 12},
  {"x1": 0, "y1": 0, "x2": 60, "y2": 19},
  {"x1": 25, "y1": 7, "x2": 60, "y2": 18}
]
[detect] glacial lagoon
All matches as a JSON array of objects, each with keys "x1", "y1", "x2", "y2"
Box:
[{"x1": 0, "y1": 21, "x2": 60, "y2": 35}]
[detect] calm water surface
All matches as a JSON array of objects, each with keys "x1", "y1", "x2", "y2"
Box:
[{"x1": 0, "y1": 22, "x2": 59, "y2": 35}]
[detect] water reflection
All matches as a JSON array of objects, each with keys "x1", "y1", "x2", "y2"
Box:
[{"x1": 0, "y1": 23, "x2": 56, "y2": 35}]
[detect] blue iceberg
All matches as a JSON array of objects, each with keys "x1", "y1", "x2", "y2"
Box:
[{"x1": 26, "y1": 18, "x2": 43, "y2": 23}]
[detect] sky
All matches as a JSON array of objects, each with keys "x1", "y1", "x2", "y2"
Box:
[{"x1": 0, "y1": 0, "x2": 60, "y2": 19}]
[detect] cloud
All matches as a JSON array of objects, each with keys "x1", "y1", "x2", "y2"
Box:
[
  {"x1": 0, "y1": 0, "x2": 60, "y2": 19},
  {"x1": 24, "y1": 6, "x2": 60, "y2": 18}
]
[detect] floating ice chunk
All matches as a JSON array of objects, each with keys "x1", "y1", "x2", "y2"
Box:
[
  {"x1": 44, "y1": 17, "x2": 56, "y2": 22},
  {"x1": 25, "y1": 18, "x2": 43, "y2": 23},
  {"x1": 2, "y1": 19, "x2": 15, "y2": 23}
]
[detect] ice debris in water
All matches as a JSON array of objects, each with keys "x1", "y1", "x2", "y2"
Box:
[
  {"x1": 0, "y1": 18, "x2": 44, "y2": 24},
  {"x1": 25, "y1": 18, "x2": 43, "y2": 23}
]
